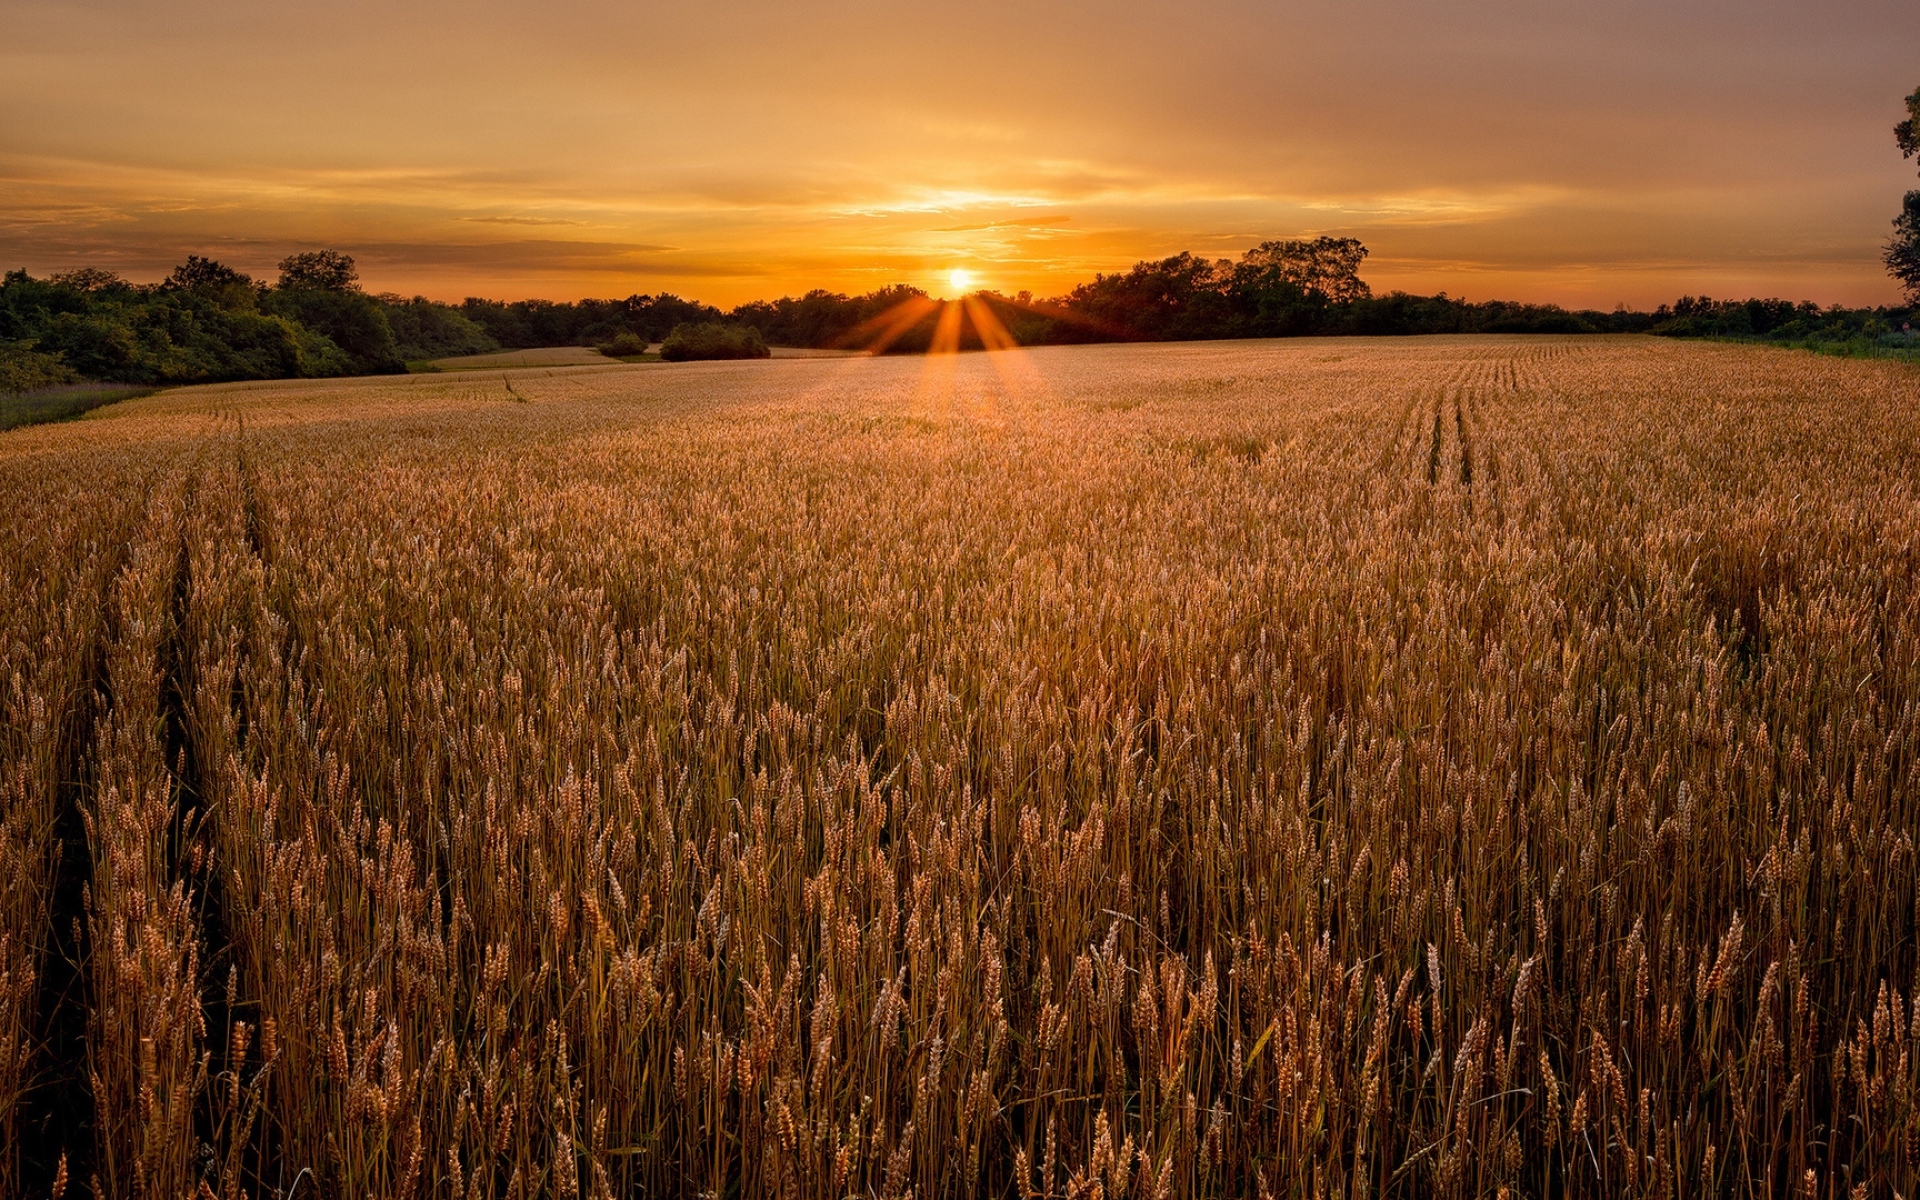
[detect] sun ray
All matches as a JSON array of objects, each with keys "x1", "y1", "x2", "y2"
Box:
[
  {"x1": 961, "y1": 295, "x2": 1019, "y2": 353},
  {"x1": 928, "y1": 300, "x2": 965, "y2": 356},
  {"x1": 834, "y1": 294, "x2": 940, "y2": 354},
  {"x1": 913, "y1": 299, "x2": 968, "y2": 402},
  {"x1": 963, "y1": 294, "x2": 1053, "y2": 403}
]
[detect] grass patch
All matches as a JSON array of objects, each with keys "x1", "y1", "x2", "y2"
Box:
[
  {"x1": 0, "y1": 383, "x2": 159, "y2": 432},
  {"x1": 1682, "y1": 332, "x2": 1920, "y2": 363}
]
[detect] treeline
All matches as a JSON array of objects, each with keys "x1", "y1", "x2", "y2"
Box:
[
  {"x1": 721, "y1": 240, "x2": 1659, "y2": 350},
  {"x1": 721, "y1": 241, "x2": 1913, "y2": 352},
  {"x1": 457, "y1": 293, "x2": 723, "y2": 349},
  {"x1": 7, "y1": 240, "x2": 1917, "y2": 395},
  {"x1": 1008, "y1": 240, "x2": 1658, "y2": 341},
  {"x1": 0, "y1": 252, "x2": 503, "y2": 390},
  {"x1": 0, "y1": 251, "x2": 746, "y2": 392},
  {"x1": 1649, "y1": 295, "x2": 1918, "y2": 352}
]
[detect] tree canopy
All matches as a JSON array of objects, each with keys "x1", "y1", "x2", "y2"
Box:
[
  {"x1": 278, "y1": 249, "x2": 360, "y2": 292},
  {"x1": 1897, "y1": 85, "x2": 1920, "y2": 161},
  {"x1": 1887, "y1": 85, "x2": 1920, "y2": 301}
]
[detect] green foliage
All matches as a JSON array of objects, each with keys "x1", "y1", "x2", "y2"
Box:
[
  {"x1": 164, "y1": 255, "x2": 259, "y2": 311},
  {"x1": 379, "y1": 296, "x2": 498, "y2": 361},
  {"x1": 48, "y1": 267, "x2": 130, "y2": 296},
  {"x1": 263, "y1": 286, "x2": 405, "y2": 376},
  {"x1": 659, "y1": 321, "x2": 770, "y2": 361},
  {"x1": 1889, "y1": 192, "x2": 1920, "y2": 303},
  {"x1": 596, "y1": 330, "x2": 649, "y2": 357},
  {"x1": 0, "y1": 343, "x2": 78, "y2": 394},
  {"x1": 460, "y1": 293, "x2": 724, "y2": 349},
  {"x1": 0, "y1": 253, "x2": 397, "y2": 387},
  {"x1": 1649, "y1": 294, "x2": 1919, "y2": 357},
  {"x1": 264, "y1": 251, "x2": 404, "y2": 375},
  {"x1": 277, "y1": 249, "x2": 359, "y2": 292}
]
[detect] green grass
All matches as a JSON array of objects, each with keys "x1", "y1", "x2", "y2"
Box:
[
  {"x1": 1794, "y1": 334, "x2": 1920, "y2": 361},
  {"x1": 1686, "y1": 331, "x2": 1920, "y2": 363},
  {"x1": 0, "y1": 383, "x2": 159, "y2": 432}
]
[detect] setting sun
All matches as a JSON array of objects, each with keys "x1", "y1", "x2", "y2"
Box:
[{"x1": 948, "y1": 269, "x2": 974, "y2": 293}]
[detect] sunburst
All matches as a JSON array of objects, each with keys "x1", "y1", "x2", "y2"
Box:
[{"x1": 823, "y1": 270, "x2": 1126, "y2": 362}]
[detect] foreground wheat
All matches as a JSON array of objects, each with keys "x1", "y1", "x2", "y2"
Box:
[{"x1": 0, "y1": 335, "x2": 1916, "y2": 1199}]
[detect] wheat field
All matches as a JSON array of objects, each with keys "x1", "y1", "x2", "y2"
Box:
[{"x1": 1, "y1": 335, "x2": 1917, "y2": 1199}]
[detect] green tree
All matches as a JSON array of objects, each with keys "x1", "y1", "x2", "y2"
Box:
[
  {"x1": 165, "y1": 255, "x2": 257, "y2": 311},
  {"x1": 659, "y1": 321, "x2": 770, "y2": 361},
  {"x1": 49, "y1": 267, "x2": 127, "y2": 295},
  {"x1": 1886, "y1": 86, "x2": 1920, "y2": 301},
  {"x1": 278, "y1": 249, "x2": 360, "y2": 292},
  {"x1": 264, "y1": 288, "x2": 404, "y2": 374},
  {"x1": 266, "y1": 251, "x2": 403, "y2": 373}
]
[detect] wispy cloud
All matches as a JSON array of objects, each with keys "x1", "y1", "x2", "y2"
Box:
[
  {"x1": 455, "y1": 215, "x2": 588, "y2": 227},
  {"x1": 1, "y1": 1, "x2": 1913, "y2": 305}
]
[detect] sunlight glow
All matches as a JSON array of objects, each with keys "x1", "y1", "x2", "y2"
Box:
[{"x1": 948, "y1": 269, "x2": 973, "y2": 293}]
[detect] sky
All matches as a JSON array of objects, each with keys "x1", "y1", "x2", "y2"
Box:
[{"x1": 3, "y1": 0, "x2": 1918, "y2": 308}]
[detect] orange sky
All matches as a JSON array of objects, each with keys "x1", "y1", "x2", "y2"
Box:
[{"x1": 4, "y1": 0, "x2": 1918, "y2": 307}]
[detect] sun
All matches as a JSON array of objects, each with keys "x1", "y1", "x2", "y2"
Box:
[{"x1": 948, "y1": 268, "x2": 974, "y2": 293}]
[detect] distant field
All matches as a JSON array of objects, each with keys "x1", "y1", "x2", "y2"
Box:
[
  {"x1": 426, "y1": 344, "x2": 869, "y2": 370},
  {"x1": 2, "y1": 336, "x2": 1918, "y2": 1198},
  {"x1": 429, "y1": 345, "x2": 618, "y2": 370}
]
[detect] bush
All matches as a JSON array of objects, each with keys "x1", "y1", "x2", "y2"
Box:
[
  {"x1": 597, "y1": 331, "x2": 649, "y2": 357},
  {"x1": 659, "y1": 322, "x2": 770, "y2": 362},
  {"x1": 0, "y1": 344, "x2": 78, "y2": 394}
]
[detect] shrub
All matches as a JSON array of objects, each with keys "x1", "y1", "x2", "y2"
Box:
[
  {"x1": 596, "y1": 330, "x2": 649, "y2": 357},
  {"x1": 659, "y1": 321, "x2": 770, "y2": 362},
  {"x1": 0, "y1": 344, "x2": 78, "y2": 394}
]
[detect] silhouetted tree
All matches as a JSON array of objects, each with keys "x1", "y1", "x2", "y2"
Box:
[
  {"x1": 49, "y1": 267, "x2": 127, "y2": 295},
  {"x1": 278, "y1": 249, "x2": 360, "y2": 292},
  {"x1": 165, "y1": 256, "x2": 258, "y2": 310},
  {"x1": 1056, "y1": 253, "x2": 1234, "y2": 341},
  {"x1": 1887, "y1": 86, "x2": 1920, "y2": 301},
  {"x1": 1236, "y1": 237, "x2": 1372, "y2": 304},
  {"x1": 168, "y1": 255, "x2": 249, "y2": 292},
  {"x1": 1891, "y1": 196, "x2": 1920, "y2": 303}
]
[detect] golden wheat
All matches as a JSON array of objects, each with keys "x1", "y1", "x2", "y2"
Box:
[{"x1": 0, "y1": 336, "x2": 1917, "y2": 1198}]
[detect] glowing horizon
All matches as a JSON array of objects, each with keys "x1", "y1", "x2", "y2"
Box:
[{"x1": 4, "y1": 1, "x2": 1918, "y2": 309}]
